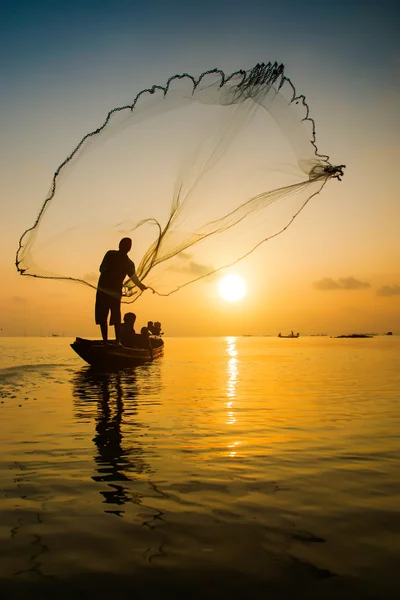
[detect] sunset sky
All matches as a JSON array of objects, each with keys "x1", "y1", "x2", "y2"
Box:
[{"x1": 1, "y1": 0, "x2": 399, "y2": 337}]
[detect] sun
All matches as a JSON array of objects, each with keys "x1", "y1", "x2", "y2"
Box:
[{"x1": 218, "y1": 274, "x2": 247, "y2": 302}]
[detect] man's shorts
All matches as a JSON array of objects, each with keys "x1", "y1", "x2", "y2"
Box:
[{"x1": 95, "y1": 289, "x2": 121, "y2": 326}]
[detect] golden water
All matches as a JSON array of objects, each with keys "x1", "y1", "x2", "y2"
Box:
[{"x1": 1, "y1": 336, "x2": 399, "y2": 598}]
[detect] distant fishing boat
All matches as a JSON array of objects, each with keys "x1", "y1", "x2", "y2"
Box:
[
  {"x1": 278, "y1": 332, "x2": 299, "y2": 338},
  {"x1": 71, "y1": 337, "x2": 164, "y2": 370}
]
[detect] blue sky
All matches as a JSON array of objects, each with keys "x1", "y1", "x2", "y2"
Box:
[
  {"x1": 2, "y1": 0, "x2": 398, "y2": 168},
  {"x1": 2, "y1": 0, "x2": 398, "y2": 231},
  {"x1": 2, "y1": 0, "x2": 398, "y2": 74}
]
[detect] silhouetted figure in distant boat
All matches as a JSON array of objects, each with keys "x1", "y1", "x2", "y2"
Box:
[
  {"x1": 95, "y1": 238, "x2": 147, "y2": 344},
  {"x1": 120, "y1": 312, "x2": 137, "y2": 348}
]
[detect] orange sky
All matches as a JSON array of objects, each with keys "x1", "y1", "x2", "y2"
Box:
[{"x1": 1, "y1": 3, "x2": 399, "y2": 337}]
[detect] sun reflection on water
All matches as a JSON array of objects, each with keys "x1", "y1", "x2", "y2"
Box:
[{"x1": 225, "y1": 336, "x2": 241, "y2": 456}]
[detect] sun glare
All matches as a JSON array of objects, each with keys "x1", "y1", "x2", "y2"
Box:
[{"x1": 218, "y1": 274, "x2": 246, "y2": 302}]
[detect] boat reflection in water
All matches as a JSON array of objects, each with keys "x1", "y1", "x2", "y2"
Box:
[{"x1": 72, "y1": 365, "x2": 161, "y2": 515}]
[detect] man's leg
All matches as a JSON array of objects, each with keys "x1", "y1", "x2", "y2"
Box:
[
  {"x1": 100, "y1": 322, "x2": 108, "y2": 344},
  {"x1": 114, "y1": 322, "x2": 121, "y2": 344},
  {"x1": 111, "y1": 297, "x2": 122, "y2": 344},
  {"x1": 96, "y1": 290, "x2": 109, "y2": 344}
]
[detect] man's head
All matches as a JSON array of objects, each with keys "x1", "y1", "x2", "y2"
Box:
[{"x1": 119, "y1": 237, "x2": 132, "y2": 254}]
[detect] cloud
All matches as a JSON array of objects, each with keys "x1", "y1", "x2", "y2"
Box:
[
  {"x1": 171, "y1": 260, "x2": 214, "y2": 277},
  {"x1": 313, "y1": 278, "x2": 341, "y2": 290},
  {"x1": 313, "y1": 277, "x2": 370, "y2": 291},
  {"x1": 169, "y1": 253, "x2": 215, "y2": 279},
  {"x1": 12, "y1": 295, "x2": 28, "y2": 303},
  {"x1": 377, "y1": 284, "x2": 400, "y2": 297},
  {"x1": 337, "y1": 277, "x2": 370, "y2": 290}
]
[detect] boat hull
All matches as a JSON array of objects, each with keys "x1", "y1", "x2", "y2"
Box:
[
  {"x1": 278, "y1": 334, "x2": 299, "y2": 338},
  {"x1": 71, "y1": 337, "x2": 164, "y2": 370}
]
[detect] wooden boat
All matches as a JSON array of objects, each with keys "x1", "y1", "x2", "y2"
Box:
[
  {"x1": 278, "y1": 332, "x2": 299, "y2": 338},
  {"x1": 71, "y1": 336, "x2": 164, "y2": 370}
]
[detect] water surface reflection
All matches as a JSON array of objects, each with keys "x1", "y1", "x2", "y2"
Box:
[
  {"x1": 225, "y1": 337, "x2": 241, "y2": 457},
  {"x1": 72, "y1": 366, "x2": 161, "y2": 515}
]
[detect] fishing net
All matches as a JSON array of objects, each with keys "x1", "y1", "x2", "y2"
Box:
[{"x1": 15, "y1": 62, "x2": 344, "y2": 301}]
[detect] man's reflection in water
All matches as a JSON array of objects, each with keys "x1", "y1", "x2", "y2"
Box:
[{"x1": 72, "y1": 365, "x2": 160, "y2": 515}]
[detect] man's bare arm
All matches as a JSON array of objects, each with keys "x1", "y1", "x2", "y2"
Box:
[{"x1": 128, "y1": 271, "x2": 147, "y2": 292}]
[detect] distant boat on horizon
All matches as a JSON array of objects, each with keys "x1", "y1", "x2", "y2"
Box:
[
  {"x1": 334, "y1": 333, "x2": 373, "y2": 339},
  {"x1": 278, "y1": 332, "x2": 299, "y2": 338}
]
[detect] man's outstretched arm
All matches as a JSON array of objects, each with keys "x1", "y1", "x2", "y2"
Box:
[{"x1": 128, "y1": 270, "x2": 147, "y2": 292}]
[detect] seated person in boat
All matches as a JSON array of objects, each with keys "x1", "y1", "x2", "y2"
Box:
[
  {"x1": 147, "y1": 321, "x2": 163, "y2": 336},
  {"x1": 120, "y1": 312, "x2": 138, "y2": 348},
  {"x1": 141, "y1": 326, "x2": 153, "y2": 358},
  {"x1": 152, "y1": 321, "x2": 163, "y2": 336}
]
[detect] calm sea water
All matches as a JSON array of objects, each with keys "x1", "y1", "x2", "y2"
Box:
[{"x1": 0, "y1": 336, "x2": 399, "y2": 599}]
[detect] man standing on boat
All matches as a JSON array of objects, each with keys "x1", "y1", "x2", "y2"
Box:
[{"x1": 95, "y1": 237, "x2": 147, "y2": 344}]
